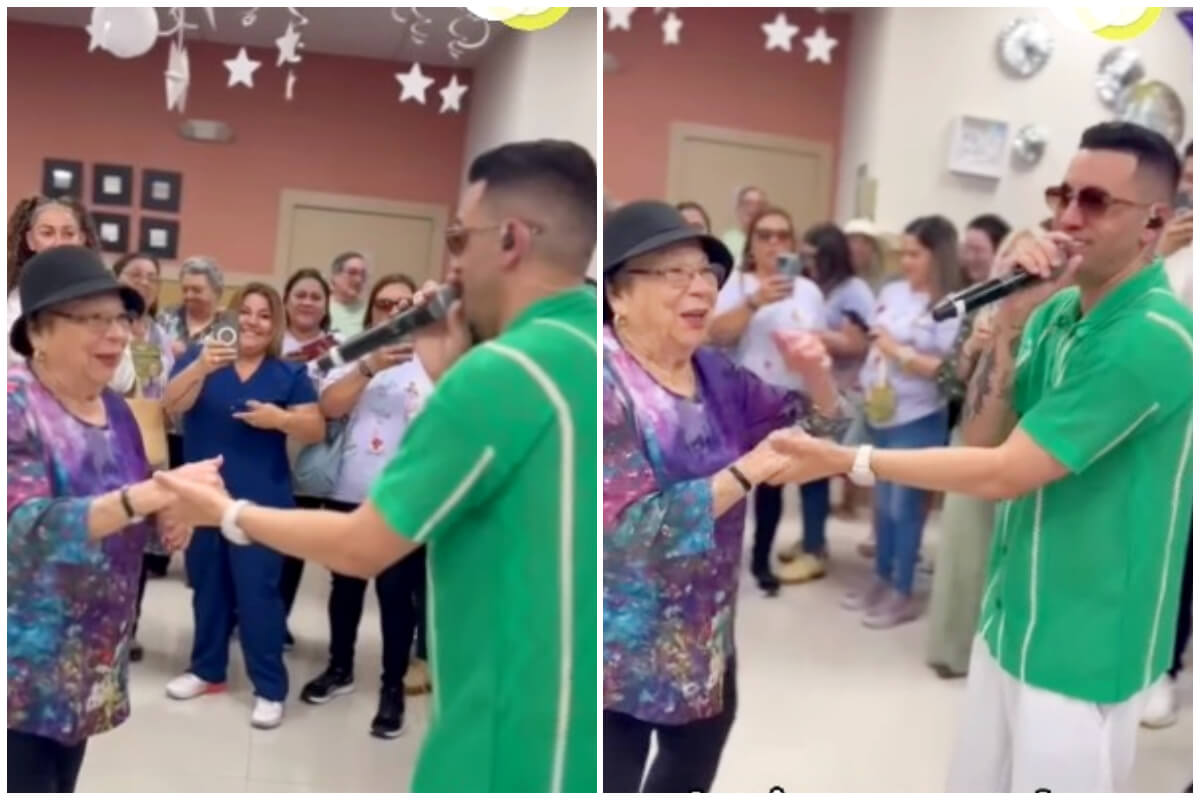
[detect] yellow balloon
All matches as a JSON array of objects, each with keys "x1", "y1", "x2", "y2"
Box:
[
  {"x1": 1092, "y1": 7, "x2": 1162, "y2": 40},
  {"x1": 499, "y1": 7, "x2": 570, "y2": 31},
  {"x1": 1067, "y1": 6, "x2": 1163, "y2": 40}
]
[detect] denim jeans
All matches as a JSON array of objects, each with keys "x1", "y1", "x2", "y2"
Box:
[{"x1": 868, "y1": 408, "x2": 949, "y2": 595}]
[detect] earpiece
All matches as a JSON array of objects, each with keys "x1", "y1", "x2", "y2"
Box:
[{"x1": 501, "y1": 226, "x2": 515, "y2": 250}]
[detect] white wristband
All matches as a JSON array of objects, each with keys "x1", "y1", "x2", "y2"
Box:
[{"x1": 220, "y1": 499, "x2": 252, "y2": 545}]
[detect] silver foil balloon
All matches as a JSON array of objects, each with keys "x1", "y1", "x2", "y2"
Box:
[
  {"x1": 1096, "y1": 47, "x2": 1145, "y2": 108},
  {"x1": 1012, "y1": 124, "x2": 1048, "y2": 166},
  {"x1": 1117, "y1": 80, "x2": 1186, "y2": 144}
]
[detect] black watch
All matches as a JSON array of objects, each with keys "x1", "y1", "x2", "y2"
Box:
[{"x1": 120, "y1": 487, "x2": 145, "y2": 523}]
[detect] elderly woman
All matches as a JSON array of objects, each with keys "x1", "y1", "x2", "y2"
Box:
[
  {"x1": 7, "y1": 246, "x2": 217, "y2": 792},
  {"x1": 159, "y1": 255, "x2": 224, "y2": 358},
  {"x1": 163, "y1": 282, "x2": 324, "y2": 730},
  {"x1": 602, "y1": 202, "x2": 846, "y2": 792}
]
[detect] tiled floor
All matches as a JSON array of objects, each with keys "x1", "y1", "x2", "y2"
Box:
[
  {"x1": 716, "y1": 501, "x2": 1193, "y2": 792},
  {"x1": 80, "y1": 505, "x2": 1192, "y2": 792}
]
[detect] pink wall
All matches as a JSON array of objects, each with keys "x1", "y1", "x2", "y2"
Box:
[
  {"x1": 603, "y1": 7, "x2": 852, "y2": 207},
  {"x1": 7, "y1": 21, "x2": 470, "y2": 275}
]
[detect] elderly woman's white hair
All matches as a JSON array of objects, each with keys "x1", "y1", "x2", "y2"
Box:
[{"x1": 178, "y1": 255, "x2": 225, "y2": 294}]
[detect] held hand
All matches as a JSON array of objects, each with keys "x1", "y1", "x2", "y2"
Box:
[
  {"x1": 762, "y1": 429, "x2": 848, "y2": 485},
  {"x1": 994, "y1": 232, "x2": 1082, "y2": 325},
  {"x1": 232, "y1": 400, "x2": 287, "y2": 430},
  {"x1": 1158, "y1": 211, "x2": 1192, "y2": 258},
  {"x1": 753, "y1": 274, "x2": 793, "y2": 307},
  {"x1": 154, "y1": 470, "x2": 234, "y2": 529},
  {"x1": 772, "y1": 330, "x2": 833, "y2": 382},
  {"x1": 365, "y1": 342, "x2": 414, "y2": 375},
  {"x1": 200, "y1": 340, "x2": 237, "y2": 375},
  {"x1": 735, "y1": 434, "x2": 794, "y2": 487},
  {"x1": 412, "y1": 281, "x2": 471, "y2": 383},
  {"x1": 157, "y1": 506, "x2": 194, "y2": 553}
]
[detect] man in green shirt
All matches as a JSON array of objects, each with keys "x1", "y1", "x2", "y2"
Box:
[
  {"x1": 766, "y1": 122, "x2": 1191, "y2": 792},
  {"x1": 328, "y1": 251, "x2": 369, "y2": 336},
  {"x1": 158, "y1": 140, "x2": 598, "y2": 792}
]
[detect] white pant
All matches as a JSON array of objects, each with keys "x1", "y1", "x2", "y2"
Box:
[{"x1": 947, "y1": 636, "x2": 1150, "y2": 792}]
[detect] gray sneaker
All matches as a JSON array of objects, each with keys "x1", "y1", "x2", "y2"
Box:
[
  {"x1": 863, "y1": 590, "x2": 921, "y2": 629},
  {"x1": 841, "y1": 577, "x2": 889, "y2": 611}
]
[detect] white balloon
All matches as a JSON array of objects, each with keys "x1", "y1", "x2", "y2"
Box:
[{"x1": 89, "y1": 7, "x2": 159, "y2": 59}]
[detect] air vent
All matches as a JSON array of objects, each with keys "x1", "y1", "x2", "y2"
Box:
[{"x1": 179, "y1": 119, "x2": 235, "y2": 143}]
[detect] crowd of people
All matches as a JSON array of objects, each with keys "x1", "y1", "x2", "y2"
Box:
[
  {"x1": 601, "y1": 121, "x2": 1192, "y2": 792},
  {"x1": 7, "y1": 138, "x2": 600, "y2": 793}
]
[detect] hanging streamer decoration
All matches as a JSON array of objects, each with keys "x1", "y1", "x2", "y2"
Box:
[
  {"x1": 162, "y1": 7, "x2": 198, "y2": 112},
  {"x1": 450, "y1": 12, "x2": 492, "y2": 60},
  {"x1": 392, "y1": 7, "x2": 434, "y2": 47}
]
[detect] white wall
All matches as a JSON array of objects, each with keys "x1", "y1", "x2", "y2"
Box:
[
  {"x1": 461, "y1": 8, "x2": 598, "y2": 275},
  {"x1": 836, "y1": 7, "x2": 1193, "y2": 236}
]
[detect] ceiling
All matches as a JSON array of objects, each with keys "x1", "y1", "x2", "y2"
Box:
[{"x1": 7, "y1": 6, "x2": 509, "y2": 67}]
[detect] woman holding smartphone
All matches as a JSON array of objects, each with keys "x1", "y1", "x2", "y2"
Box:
[{"x1": 162, "y1": 282, "x2": 324, "y2": 730}]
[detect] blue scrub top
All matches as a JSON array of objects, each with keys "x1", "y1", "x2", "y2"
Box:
[{"x1": 172, "y1": 347, "x2": 317, "y2": 509}]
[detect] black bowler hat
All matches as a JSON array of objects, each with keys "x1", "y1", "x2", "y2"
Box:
[
  {"x1": 603, "y1": 201, "x2": 733, "y2": 285},
  {"x1": 10, "y1": 246, "x2": 144, "y2": 357}
]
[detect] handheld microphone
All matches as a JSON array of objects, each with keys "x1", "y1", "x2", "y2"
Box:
[
  {"x1": 930, "y1": 269, "x2": 1040, "y2": 322},
  {"x1": 314, "y1": 284, "x2": 459, "y2": 372}
]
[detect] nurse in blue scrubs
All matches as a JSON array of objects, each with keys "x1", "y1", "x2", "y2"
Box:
[{"x1": 161, "y1": 282, "x2": 325, "y2": 730}]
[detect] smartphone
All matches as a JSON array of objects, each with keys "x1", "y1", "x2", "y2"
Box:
[
  {"x1": 844, "y1": 310, "x2": 870, "y2": 332},
  {"x1": 1175, "y1": 190, "x2": 1192, "y2": 213},
  {"x1": 210, "y1": 316, "x2": 239, "y2": 348},
  {"x1": 776, "y1": 253, "x2": 803, "y2": 278}
]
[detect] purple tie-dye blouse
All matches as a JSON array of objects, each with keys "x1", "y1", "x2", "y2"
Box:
[
  {"x1": 603, "y1": 327, "x2": 842, "y2": 725},
  {"x1": 7, "y1": 365, "x2": 153, "y2": 744}
]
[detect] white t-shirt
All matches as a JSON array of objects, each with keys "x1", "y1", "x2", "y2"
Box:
[
  {"x1": 715, "y1": 270, "x2": 828, "y2": 391},
  {"x1": 319, "y1": 356, "x2": 433, "y2": 505}
]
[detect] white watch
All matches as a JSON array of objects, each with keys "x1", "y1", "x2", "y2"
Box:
[
  {"x1": 848, "y1": 445, "x2": 876, "y2": 487},
  {"x1": 220, "y1": 499, "x2": 252, "y2": 545}
]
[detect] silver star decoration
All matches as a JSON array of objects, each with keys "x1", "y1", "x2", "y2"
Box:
[
  {"x1": 275, "y1": 21, "x2": 303, "y2": 66},
  {"x1": 762, "y1": 12, "x2": 800, "y2": 52},
  {"x1": 165, "y1": 40, "x2": 190, "y2": 112},
  {"x1": 285, "y1": 70, "x2": 297, "y2": 101},
  {"x1": 662, "y1": 11, "x2": 682, "y2": 45},
  {"x1": 802, "y1": 25, "x2": 838, "y2": 64},
  {"x1": 395, "y1": 62, "x2": 435, "y2": 104},
  {"x1": 606, "y1": 8, "x2": 636, "y2": 31},
  {"x1": 439, "y1": 74, "x2": 469, "y2": 114},
  {"x1": 224, "y1": 47, "x2": 262, "y2": 89}
]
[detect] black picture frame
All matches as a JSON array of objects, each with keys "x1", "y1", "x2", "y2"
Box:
[
  {"x1": 92, "y1": 212, "x2": 131, "y2": 254},
  {"x1": 92, "y1": 163, "x2": 134, "y2": 207},
  {"x1": 141, "y1": 169, "x2": 183, "y2": 213},
  {"x1": 139, "y1": 217, "x2": 180, "y2": 260},
  {"x1": 41, "y1": 159, "x2": 84, "y2": 198}
]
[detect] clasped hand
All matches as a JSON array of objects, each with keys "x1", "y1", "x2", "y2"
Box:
[
  {"x1": 151, "y1": 457, "x2": 233, "y2": 548},
  {"x1": 759, "y1": 428, "x2": 847, "y2": 486}
]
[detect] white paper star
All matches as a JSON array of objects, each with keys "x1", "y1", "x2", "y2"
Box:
[
  {"x1": 606, "y1": 7, "x2": 636, "y2": 31},
  {"x1": 165, "y1": 40, "x2": 190, "y2": 112},
  {"x1": 803, "y1": 25, "x2": 838, "y2": 64},
  {"x1": 285, "y1": 70, "x2": 297, "y2": 101},
  {"x1": 395, "y1": 62, "x2": 435, "y2": 104},
  {"x1": 86, "y1": 21, "x2": 105, "y2": 52},
  {"x1": 762, "y1": 12, "x2": 800, "y2": 52},
  {"x1": 662, "y1": 11, "x2": 682, "y2": 45},
  {"x1": 275, "y1": 22, "x2": 303, "y2": 67},
  {"x1": 224, "y1": 47, "x2": 261, "y2": 88},
  {"x1": 439, "y1": 74, "x2": 469, "y2": 114}
]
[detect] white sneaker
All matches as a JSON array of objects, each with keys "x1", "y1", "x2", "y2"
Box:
[
  {"x1": 1141, "y1": 675, "x2": 1178, "y2": 728},
  {"x1": 166, "y1": 672, "x2": 225, "y2": 700},
  {"x1": 251, "y1": 697, "x2": 285, "y2": 730}
]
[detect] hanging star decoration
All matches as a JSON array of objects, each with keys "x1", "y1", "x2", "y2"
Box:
[
  {"x1": 606, "y1": 8, "x2": 636, "y2": 31},
  {"x1": 275, "y1": 22, "x2": 304, "y2": 66},
  {"x1": 395, "y1": 62, "x2": 435, "y2": 104},
  {"x1": 447, "y1": 13, "x2": 491, "y2": 61},
  {"x1": 224, "y1": 47, "x2": 262, "y2": 88},
  {"x1": 439, "y1": 74, "x2": 469, "y2": 114},
  {"x1": 203, "y1": 7, "x2": 216, "y2": 29},
  {"x1": 661, "y1": 11, "x2": 683, "y2": 45},
  {"x1": 762, "y1": 12, "x2": 800, "y2": 52},
  {"x1": 802, "y1": 25, "x2": 838, "y2": 64},
  {"x1": 165, "y1": 39, "x2": 190, "y2": 112}
]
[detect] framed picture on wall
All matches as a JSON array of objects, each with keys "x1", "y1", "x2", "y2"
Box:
[
  {"x1": 139, "y1": 217, "x2": 179, "y2": 260},
  {"x1": 41, "y1": 159, "x2": 84, "y2": 198},
  {"x1": 947, "y1": 115, "x2": 1010, "y2": 179},
  {"x1": 141, "y1": 169, "x2": 183, "y2": 213},
  {"x1": 92, "y1": 212, "x2": 131, "y2": 254},
  {"x1": 92, "y1": 163, "x2": 134, "y2": 206}
]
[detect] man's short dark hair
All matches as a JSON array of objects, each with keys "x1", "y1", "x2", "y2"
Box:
[
  {"x1": 1079, "y1": 122, "x2": 1181, "y2": 199},
  {"x1": 966, "y1": 214, "x2": 1011, "y2": 252},
  {"x1": 467, "y1": 139, "x2": 596, "y2": 272}
]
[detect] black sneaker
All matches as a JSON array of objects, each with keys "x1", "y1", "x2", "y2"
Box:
[
  {"x1": 300, "y1": 666, "x2": 354, "y2": 705},
  {"x1": 751, "y1": 566, "x2": 781, "y2": 597},
  {"x1": 370, "y1": 686, "x2": 406, "y2": 739},
  {"x1": 130, "y1": 640, "x2": 144, "y2": 662}
]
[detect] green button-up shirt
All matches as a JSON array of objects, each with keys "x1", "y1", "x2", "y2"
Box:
[{"x1": 979, "y1": 261, "x2": 1193, "y2": 704}]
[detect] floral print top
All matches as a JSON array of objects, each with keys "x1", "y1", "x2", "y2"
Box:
[
  {"x1": 7, "y1": 365, "x2": 152, "y2": 744},
  {"x1": 602, "y1": 327, "x2": 846, "y2": 724}
]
